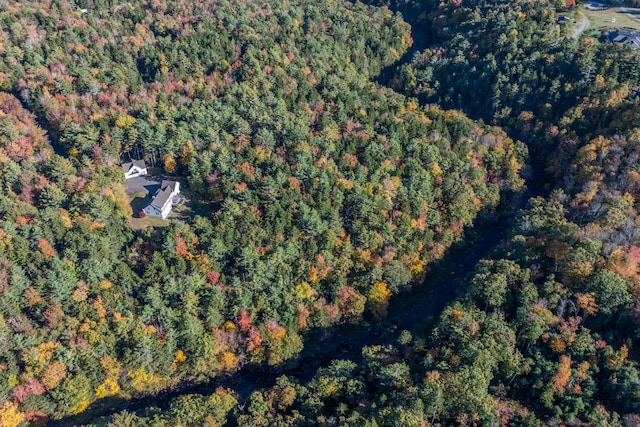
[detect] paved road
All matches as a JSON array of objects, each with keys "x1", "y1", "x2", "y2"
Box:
[{"x1": 572, "y1": 16, "x2": 588, "y2": 38}]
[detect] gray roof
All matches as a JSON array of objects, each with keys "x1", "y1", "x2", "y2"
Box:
[
  {"x1": 161, "y1": 180, "x2": 178, "y2": 193},
  {"x1": 149, "y1": 180, "x2": 179, "y2": 209},
  {"x1": 150, "y1": 187, "x2": 174, "y2": 209},
  {"x1": 609, "y1": 29, "x2": 640, "y2": 48},
  {"x1": 122, "y1": 159, "x2": 146, "y2": 172}
]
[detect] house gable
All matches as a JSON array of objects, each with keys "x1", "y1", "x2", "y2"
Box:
[
  {"x1": 122, "y1": 159, "x2": 148, "y2": 179},
  {"x1": 144, "y1": 180, "x2": 180, "y2": 219}
]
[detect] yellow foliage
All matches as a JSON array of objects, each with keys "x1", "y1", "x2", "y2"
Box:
[
  {"x1": 266, "y1": 321, "x2": 287, "y2": 340},
  {"x1": 369, "y1": 282, "x2": 391, "y2": 303},
  {"x1": 402, "y1": 248, "x2": 426, "y2": 276},
  {"x1": 100, "y1": 355, "x2": 122, "y2": 380},
  {"x1": 58, "y1": 208, "x2": 73, "y2": 228},
  {"x1": 7, "y1": 373, "x2": 18, "y2": 388},
  {"x1": 174, "y1": 349, "x2": 187, "y2": 364},
  {"x1": 367, "y1": 282, "x2": 391, "y2": 320},
  {"x1": 0, "y1": 230, "x2": 12, "y2": 255},
  {"x1": 71, "y1": 398, "x2": 91, "y2": 415},
  {"x1": 197, "y1": 253, "x2": 212, "y2": 274},
  {"x1": 606, "y1": 345, "x2": 629, "y2": 370},
  {"x1": 95, "y1": 378, "x2": 120, "y2": 398},
  {"x1": 335, "y1": 178, "x2": 354, "y2": 189},
  {"x1": 0, "y1": 402, "x2": 25, "y2": 427},
  {"x1": 381, "y1": 176, "x2": 402, "y2": 200},
  {"x1": 93, "y1": 295, "x2": 106, "y2": 319},
  {"x1": 223, "y1": 321, "x2": 236, "y2": 332},
  {"x1": 164, "y1": 154, "x2": 177, "y2": 174},
  {"x1": 127, "y1": 368, "x2": 163, "y2": 392},
  {"x1": 295, "y1": 282, "x2": 315, "y2": 300},
  {"x1": 362, "y1": 182, "x2": 374, "y2": 196},
  {"x1": 99, "y1": 280, "x2": 113, "y2": 289},
  {"x1": 115, "y1": 114, "x2": 136, "y2": 128},
  {"x1": 72, "y1": 281, "x2": 89, "y2": 303},
  {"x1": 218, "y1": 351, "x2": 239, "y2": 371},
  {"x1": 79, "y1": 318, "x2": 94, "y2": 333},
  {"x1": 37, "y1": 342, "x2": 60, "y2": 362},
  {"x1": 429, "y1": 163, "x2": 443, "y2": 177}
]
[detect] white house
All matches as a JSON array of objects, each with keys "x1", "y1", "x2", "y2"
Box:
[
  {"x1": 143, "y1": 180, "x2": 180, "y2": 219},
  {"x1": 122, "y1": 159, "x2": 148, "y2": 179}
]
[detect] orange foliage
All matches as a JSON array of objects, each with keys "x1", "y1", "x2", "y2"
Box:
[
  {"x1": 93, "y1": 295, "x2": 106, "y2": 320},
  {"x1": 24, "y1": 287, "x2": 43, "y2": 307},
  {"x1": 174, "y1": 235, "x2": 193, "y2": 260},
  {"x1": 297, "y1": 303, "x2": 310, "y2": 330},
  {"x1": 575, "y1": 292, "x2": 598, "y2": 316},
  {"x1": 552, "y1": 355, "x2": 572, "y2": 392},
  {"x1": 246, "y1": 326, "x2": 263, "y2": 352},
  {"x1": 266, "y1": 320, "x2": 287, "y2": 340},
  {"x1": 37, "y1": 238, "x2": 56, "y2": 258},
  {"x1": 41, "y1": 361, "x2": 67, "y2": 390}
]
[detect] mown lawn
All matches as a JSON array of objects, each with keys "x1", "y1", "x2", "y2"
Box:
[{"x1": 583, "y1": 7, "x2": 640, "y2": 37}]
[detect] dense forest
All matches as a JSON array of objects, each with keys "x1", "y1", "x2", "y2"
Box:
[{"x1": 0, "y1": 0, "x2": 639, "y2": 425}]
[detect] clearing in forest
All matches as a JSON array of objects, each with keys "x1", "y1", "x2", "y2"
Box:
[{"x1": 583, "y1": 6, "x2": 640, "y2": 36}]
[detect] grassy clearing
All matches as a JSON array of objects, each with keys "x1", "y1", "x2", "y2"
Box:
[
  {"x1": 583, "y1": 7, "x2": 640, "y2": 37},
  {"x1": 126, "y1": 191, "x2": 170, "y2": 230},
  {"x1": 128, "y1": 216, "x2": 170, "y2": 230}
]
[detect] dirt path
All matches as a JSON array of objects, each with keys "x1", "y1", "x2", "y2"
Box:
[{"x1": 573, "y1": 16, "x2": 589, "y2": 38}]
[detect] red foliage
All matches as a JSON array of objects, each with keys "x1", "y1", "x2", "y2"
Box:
[
  {"x1": 0, "y1": 96, "x2": 20, "y2": 114},
  {"x1": 246, "y1": 326, "x2": 262, "y2": 352},
  {"x1": 207, "y1": 271, "x2": 221, "y2": 286},
  {"x1": 25, "y1": 411, "x2": 49, "y2": 425},
  {"x1": 12, "y1": 378, "x2": 45, "y2": 403},
  {"x1": 43, "y1": 301, "x2": 63, "y2": 328},
  {"x1": 237, "y1": 309, "x2": 252, "y2": 333},
  {"x1": 91, "y1": 144, "x2": 104, "y2": 163},
  {"x1": 138, "y1": 210, "x2": 147, "y2": 218}
]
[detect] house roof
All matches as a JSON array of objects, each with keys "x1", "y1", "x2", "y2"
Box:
[
  {"x1": 150, "y1": 187, "x2": 174, "y2": 209},
  {"x1": 161, "y1": 180, "x2": 178, "y2": 193},
  {"x1": 122, "y1": 159, "x2": 146, "y2": 172},
  {"x1": 149, "y1": 180, "x2": 179, "y2": 209},
  {"x1": 609, "y1": 29, "x2": 640, "y2": 48}
]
